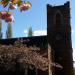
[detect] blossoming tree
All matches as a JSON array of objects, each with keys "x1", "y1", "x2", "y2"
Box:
[
  {"x1": 0, "y1": 0, "x2": 31, "y2": 38},
  {"x1": 0, "y1": 0, "x2": 31, "y2": 22}
]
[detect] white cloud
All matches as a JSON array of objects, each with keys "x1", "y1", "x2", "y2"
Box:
[
  {"x1": 33, "y1": 30, "x2": 47, "y2": 36},
  {"x1": 24, "y1": 30, "x2": 28, "y2": 34},
  {"x1": 23, "y1": 30, "x2": 28, "y2": 37},
  {"x1": 71, "y1": 30, "x2": 75, "y2": 35},
  {"x1": 23, "y1": 30, "x2": 47, "y2": 36}
]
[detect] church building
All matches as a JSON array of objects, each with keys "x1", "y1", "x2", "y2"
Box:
[{"x1": 0, "y1": 1, "x2": 74, "y2": 75}]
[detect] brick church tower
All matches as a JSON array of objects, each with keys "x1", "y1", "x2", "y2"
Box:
[{"x1": 47, "y1": 1, "x2": 74, "y2": 75}]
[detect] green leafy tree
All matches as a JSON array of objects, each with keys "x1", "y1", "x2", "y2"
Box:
[
  {"x1": 6, "y1": 22, "x2": 12, "y2": 38},
  {"x1": 0, "y1": 19, "x2": 2, "y2": 39},
  {"x1": 28, "y1": 26, "x2": 33, "y2": 37}
]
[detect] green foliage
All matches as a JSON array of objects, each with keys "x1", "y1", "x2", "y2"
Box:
[
  {"x1": 28, "y1": 26, "x2": 33, "y2": 37},
  {"x1": 6, "y1": 22, "x2": 12, "y2": 38}
]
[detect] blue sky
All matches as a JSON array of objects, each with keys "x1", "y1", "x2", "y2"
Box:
[{"x1": 0, "y1": 0, "x2": 75, "y2": 65}]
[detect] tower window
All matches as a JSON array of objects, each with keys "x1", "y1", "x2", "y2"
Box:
[{"x1": 55, "y1": 12, "x2": 62, "y2": 26}]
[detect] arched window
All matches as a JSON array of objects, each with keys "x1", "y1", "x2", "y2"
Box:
[{"x1": 55, "y1": 12, "x2": 62, "y2": 26}]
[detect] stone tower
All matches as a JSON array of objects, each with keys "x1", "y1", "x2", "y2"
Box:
[{"x1": 47, "y1": 1, "x2": 73, "y2": 75}]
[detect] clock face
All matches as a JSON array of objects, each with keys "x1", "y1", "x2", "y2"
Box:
[{"x1": 55, "y1": 33, "x2": 63, "y2": 40}]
